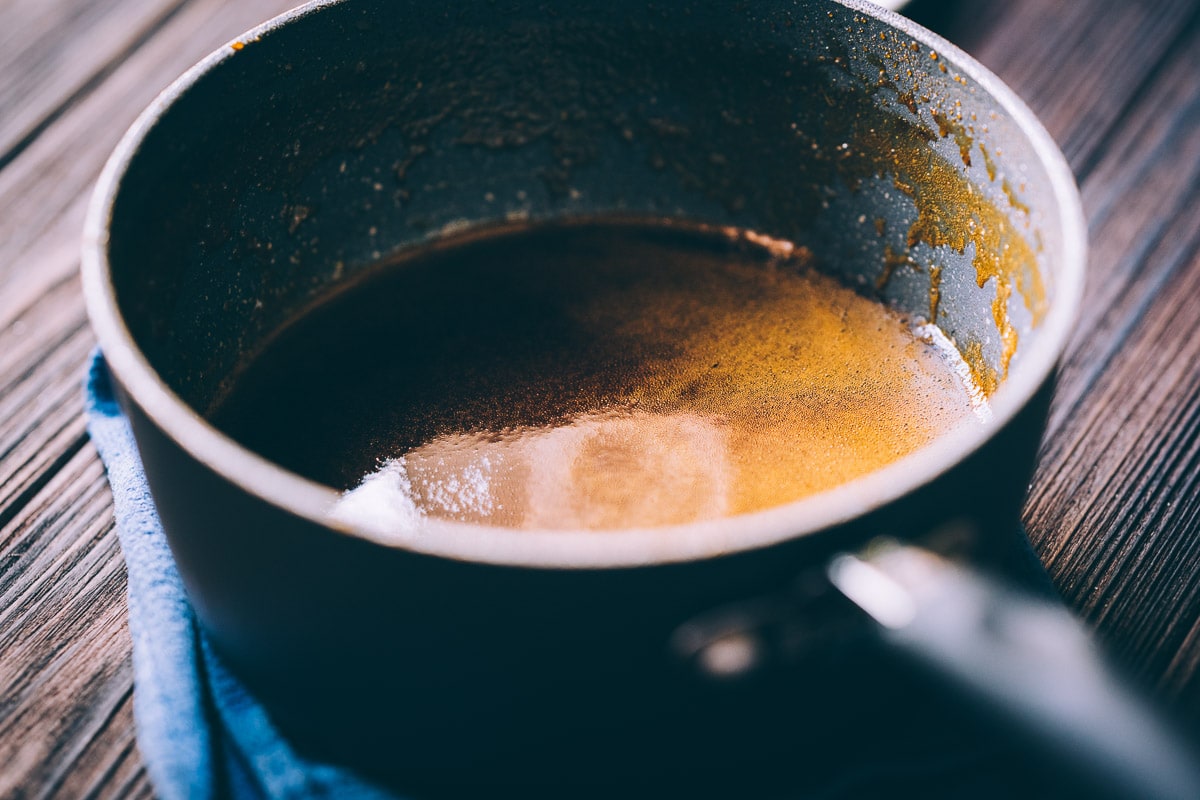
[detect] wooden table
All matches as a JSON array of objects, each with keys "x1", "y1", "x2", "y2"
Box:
[{"x1": 1, "y1": 0, "x2": 1198, "y2": 795}]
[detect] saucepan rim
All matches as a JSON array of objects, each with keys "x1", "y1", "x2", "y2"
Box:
[{"x1": 80, "y1": 0, "x2": 1086, "y2": 569}]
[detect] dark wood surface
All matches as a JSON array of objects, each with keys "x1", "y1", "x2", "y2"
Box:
[{"x1": 0, "y1": 0, "x2": 1198, "y2": 795}]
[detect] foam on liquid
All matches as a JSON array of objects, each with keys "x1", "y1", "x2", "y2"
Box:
[
  {"x1": 211, "y1": 222, "x2": 987, "y2": 536},
  {"x1": 331, "y1": 230, "x2": 984, "y2": 534}
]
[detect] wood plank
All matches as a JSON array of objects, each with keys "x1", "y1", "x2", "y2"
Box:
[
  {"x1": 0, "y1": 447, "x2": 137, "y2": 799},
  {"x1": 1031, "y1": 216, "x2": 1200, "y2": 663},
  {"x1": 0, "y1": 287, "x2": 93, "y2": 530},
  {"x1": 0, "y1": 215, "x2": 94, "y2": 538},
  {"x1": 0, "y1": 0, "x2": 304, "y2": 294},
  {"x1": 1020, "y1": 15, "x2": 1200, "y2": 698},
  {"x1": 0, "y1": 0, "x2": 189, "y2": 169},
  {"x1": 907, "y1": 0, "x2": 1199, "y2": 173},
  {"x1": 1038, "y1": 19, "x2": 1200, "y2": 446},
  {"x1": 54, "y1": 690, "x2": 154, "y2": 800}
]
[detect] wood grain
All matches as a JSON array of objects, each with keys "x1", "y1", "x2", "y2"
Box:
[
  {"x1": 1022, "y1": 12, "x2": 1200, "y2": 705},
  {"x1": 0, "y1": 0, "x2": 189, "y2": 170},
  {"x1": 0, "y1": 0, "x2": 303, "y2": 294},
  {"x1": 0, "y1": 447, "x2": 143, "y2": 799},
  {"x1": 908, "y1": 0, "x2": 1196, "y2": 145},
  {"x1": 0, "y1": 0, "x2": 1198, "y2": 795}
]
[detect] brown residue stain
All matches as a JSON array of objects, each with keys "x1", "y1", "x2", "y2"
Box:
[
  {"x1": 625, "y1": 22, "x2": 1044, "y2": 399},
  {"x1": 818, "y1": 76, "x2": 1047, "y2": 393},
  {"x1": 929, "y1": 263, "x2": 942, "y2": 322},
  {"x1": 1002, "y1": 178, "x2": 1031, "y2": 217},
  {"x1": 979, "y1": 143, "x2": 998, "y2": 182},
  {"x1": 730, "y1": 30, "x2": 1046, "y2": 396},
  {"x1": 902, "y1": 168, "x2": 1047, "y2": 332},
  {"x1": 876, "y1": 244, "x2": 912, "y2": 290},
  {"x1": 874, "y1": 217, "x2": 886, "y2": 237},
  {"x1": 284, "y1": 204, "x2": 311, "y2": 235},
  {"x1": 991, "y1": 280, "x2": 1019, "y2": 379},
  {"x1": 963, "y1": 341, "x2": 998, "y2": 396},
  {"x1": 931, "y1": 110, "x2": 974, "y2": 168}
]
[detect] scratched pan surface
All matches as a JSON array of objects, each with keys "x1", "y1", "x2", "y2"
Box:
[{"x1": 84, "y1": 0, "x2": 1083, "y2": 793}]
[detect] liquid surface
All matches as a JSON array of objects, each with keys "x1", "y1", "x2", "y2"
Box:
[{"x1": 210, "y1": 222, "x2": 984, "y2": 533}]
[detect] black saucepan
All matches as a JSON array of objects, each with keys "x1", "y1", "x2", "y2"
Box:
[{"x1": 81, "y1": 0, "x2": 1198, "y2": 797}]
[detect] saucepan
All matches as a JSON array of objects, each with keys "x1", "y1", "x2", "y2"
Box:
[{"x1": 80, "y1": 0, "x2": 1198, "y2": 796}]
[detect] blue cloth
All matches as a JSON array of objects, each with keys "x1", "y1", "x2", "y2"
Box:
[{"x1": 85, "y1": 351, "x2": 396, "y2": 800}]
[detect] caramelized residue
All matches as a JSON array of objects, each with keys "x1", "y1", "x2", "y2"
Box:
[
  {"x1": 931, "y1": 110, "x2": 974, "y2": 168},
  {"x1": 980, "y1": 143, "x2": 999, "y2": 182},
  {"x1": 929, "y1": 263, "x2": 943, "y2": 322},
  {"x1": 963, "y1": 340, "x2": 999, "y2": 396},
  {"x1": 213, "y1": 223, "x2": 984, "y2": 532},
  {"x1": 1002, "y1": 178, "x2": 1031, "y2": 217},
  {"x1": 875, "y1": 244, "x2": 913, "y2": 291},
  {"x1": 992, "y1": 279, "x2": 1019, "y2": 378},
  {"x1": 811, "y1": 29, "x2": 1047, "y2": 387}
]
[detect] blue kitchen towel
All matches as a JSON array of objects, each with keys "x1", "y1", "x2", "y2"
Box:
[{"x1": 85, "y1": 351, "x2": 396, "y2": 800}]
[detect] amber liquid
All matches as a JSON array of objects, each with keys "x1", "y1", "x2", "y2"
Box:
[{"x1": 210, "y1": 221, "x2": 981, "y2": 532}]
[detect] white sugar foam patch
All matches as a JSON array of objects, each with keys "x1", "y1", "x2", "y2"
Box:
[
  {"x1": 329, "y1": 408, "x2": 732, "y2": 536},
  {"x1": 913, "y1": 323, "x2": 994, "y2": 423}
]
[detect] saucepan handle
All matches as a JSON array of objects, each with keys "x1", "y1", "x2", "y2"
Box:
[{"x1": 824, "y1": 541, "x2": 1200, "y2": 800}]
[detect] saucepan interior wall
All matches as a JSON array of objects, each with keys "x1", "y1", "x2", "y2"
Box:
[{"x1": 106, "y1": 0, "x2": 1058, "y2": 415}]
